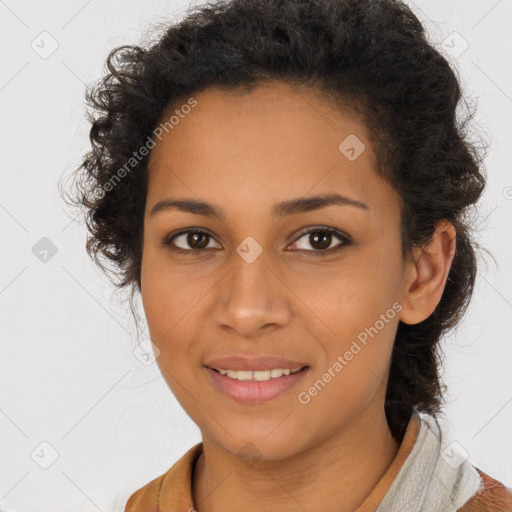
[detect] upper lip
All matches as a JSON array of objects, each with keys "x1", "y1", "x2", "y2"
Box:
[{"x1": 204, "y1": 355, "x2": 309, "y2": 371}]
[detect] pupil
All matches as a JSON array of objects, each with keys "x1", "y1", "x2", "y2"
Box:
[
  {"x1": 188, "y1": 232, "x2": 208, "y2": 249},
  {"x1": 311, "y1": 231, "x2": 331, "y2": 250}
]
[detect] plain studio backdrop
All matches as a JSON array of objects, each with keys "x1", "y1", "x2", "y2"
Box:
[{"x1": 1, "y1": 0, "x2": 511, "y2": 510}]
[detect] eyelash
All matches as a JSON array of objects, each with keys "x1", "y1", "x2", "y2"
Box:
[{"x1": 162, "y1": 226, "x2": 352, "y2": 257}]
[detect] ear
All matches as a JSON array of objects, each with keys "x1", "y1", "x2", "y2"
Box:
[{"x1": 399, "y1": 219, "x2": 457, "y2": 325}]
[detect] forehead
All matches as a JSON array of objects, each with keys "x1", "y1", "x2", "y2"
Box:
[
  {"x1": 146, "y1": 82, "x2": 400, "y2": 221},
  {"x1": 150, "y1": 81, "x2": 373, "y2": 164}
]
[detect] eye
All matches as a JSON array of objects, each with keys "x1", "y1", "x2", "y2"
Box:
[
  {"x1": 163, "y1": 226, "x2": 351, "y2": 256},
  {"x1": 289, "y1": 227, "x2": 351, "y2": 256},
  {"x1": 163, "y1": 229, "x2": 221, "y2": 253}
]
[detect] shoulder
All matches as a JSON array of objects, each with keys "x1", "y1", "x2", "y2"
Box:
[
  {"x1": 458, "y1": 467, "x2": 512, "y2": 512},
  {"x1": 124, "y1": 472, "x2": 164, "y2": 512},
  {"x1": 124, "y1": 443, "x2": 203, "y2": 512}
]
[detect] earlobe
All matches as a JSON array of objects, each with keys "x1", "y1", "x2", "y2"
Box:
[{"x1": 399, "y1": 220, "x2": 457, "y2": 325}]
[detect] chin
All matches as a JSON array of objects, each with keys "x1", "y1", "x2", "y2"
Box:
[{"x1": 205, "y1": 421, "x2": 312, "y2": 463}]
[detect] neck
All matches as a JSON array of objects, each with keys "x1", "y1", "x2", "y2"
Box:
[{"x1": 192, "y1": 400, "x2": 401, "y2": 512}]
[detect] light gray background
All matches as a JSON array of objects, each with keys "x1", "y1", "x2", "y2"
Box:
[{"x1": 1, "y1": 0, "x2": 511, "y2": 510}]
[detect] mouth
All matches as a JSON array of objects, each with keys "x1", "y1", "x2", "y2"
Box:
[
  {"x1": 209, "y1": 366, "x2": 306, "y2": 381},
  {"x1": 204, "y1": 365, "x2": 310, "y2": 404}
]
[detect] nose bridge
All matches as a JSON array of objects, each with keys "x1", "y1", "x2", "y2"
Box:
[
  {"x1": 231, "y1": 238, "x2": 272, "y2": 298},
  {"x1": 211, "y1": 237, "x2": 291, "y2": 336}
]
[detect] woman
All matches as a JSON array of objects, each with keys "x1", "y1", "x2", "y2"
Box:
[{"x1": 64, "y1": 0, "x2": 512, "y2": 510}]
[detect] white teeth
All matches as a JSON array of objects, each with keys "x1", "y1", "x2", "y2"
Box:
[
  {"x1": 253, "y1": 370, "x2": 271, "y2": 381},
  {"x1": 215, "y1": 367, "x2": 304, "y2": 381}
]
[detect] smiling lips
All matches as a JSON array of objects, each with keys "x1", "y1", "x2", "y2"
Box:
[
  {"x1": 204, "y1": 355, "x2": 310, "y2": 404},
  {"x1": 214, "y1": 367, "x2": 304, "y2": 381}
]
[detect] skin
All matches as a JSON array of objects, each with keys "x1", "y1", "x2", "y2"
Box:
[{"x1": 140, "y1": 81, "x2": 456, "y2": 512}]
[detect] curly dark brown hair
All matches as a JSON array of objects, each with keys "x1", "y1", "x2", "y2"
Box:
[{"x1": 60, "y1": 0, "x2": 489, "y2": 443}]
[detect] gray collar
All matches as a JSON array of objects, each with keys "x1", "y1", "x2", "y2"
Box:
[{"x1": 376, "y1": 412, "x2": 482, "y2": 512}]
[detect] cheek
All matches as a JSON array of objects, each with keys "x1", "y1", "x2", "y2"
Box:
[
  {"x1": 140, "y1": 249, "x2": 209, "y2": 379},
  {"x1": 295, "y1": 291, "x2": 398, "y2": 433},
  {"x1": 141, "y1": 246, "x2": 198, "y2": 337},
  {"x1": 290, "y1": 250, "x2": 400, "y2": 334},
  {"x1": 288, "y1": 242, "x2": 401, "y2": 386}
]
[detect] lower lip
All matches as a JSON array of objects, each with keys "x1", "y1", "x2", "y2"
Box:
[{"x1": 205, "y1": 366, "x2": 309, "y2": 404}]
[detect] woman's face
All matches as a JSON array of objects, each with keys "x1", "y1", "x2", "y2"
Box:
[{"x1": 141, "y1": 81, "x2": 411, "y2": 459}]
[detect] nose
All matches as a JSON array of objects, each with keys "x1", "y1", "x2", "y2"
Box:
[{"x1": 210, "y1": 251, "x2": 292, "y2": 338}]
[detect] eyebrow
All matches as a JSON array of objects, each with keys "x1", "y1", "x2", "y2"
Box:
[{"x1": 149, "y1": 193, "x2": 370, "y2": 220}]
